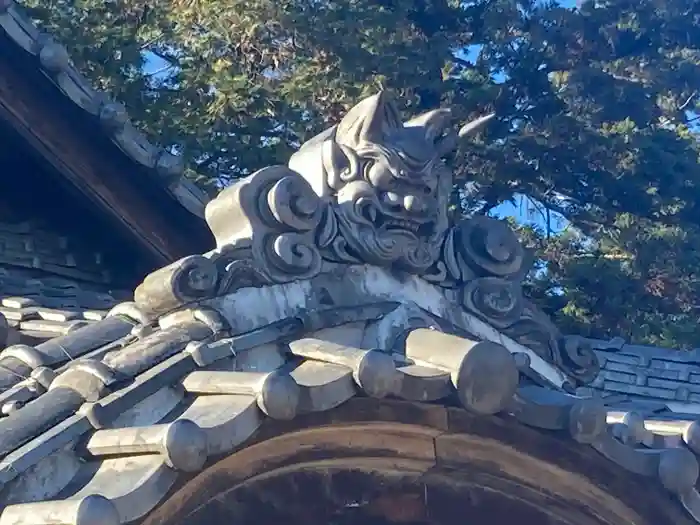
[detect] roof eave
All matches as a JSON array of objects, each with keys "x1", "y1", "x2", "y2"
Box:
[{"x1": 0, "y1": 1, "x2": 213, "y2": 261}]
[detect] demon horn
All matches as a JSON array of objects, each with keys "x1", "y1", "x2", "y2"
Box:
[{"x1": 436, "y1": 112, "x2": 496, "y2": 157}]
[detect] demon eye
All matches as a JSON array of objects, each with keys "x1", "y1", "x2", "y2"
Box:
[{"x1": 366, "y1": 161, "x2": 394, "y2": 189}]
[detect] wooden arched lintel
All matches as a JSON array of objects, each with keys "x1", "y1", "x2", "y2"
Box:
[{"x1": 142, "y1": 398, "x2": 693, "y2": 525}]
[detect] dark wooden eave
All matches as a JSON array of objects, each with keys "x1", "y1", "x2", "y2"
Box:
[{"x1": 0, "y1": 31, "x2": 214, "y2": 268}]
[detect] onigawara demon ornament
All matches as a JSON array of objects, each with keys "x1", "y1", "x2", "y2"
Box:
[
  {"x1": 135, "y1": 91, "x2": 599, "y2": 386},
  {"x1": 287, "y1": 92, "x2": 473, "y2": 273}
]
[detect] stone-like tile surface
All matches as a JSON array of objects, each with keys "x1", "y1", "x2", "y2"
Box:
[{"x1": 583, "y1": 338, "x2": 700, "y2": 417}]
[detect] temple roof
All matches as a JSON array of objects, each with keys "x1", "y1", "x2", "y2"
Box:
[
  {"x1": 0, "y1": 88, "x2": 696, "y2": 525},
  {"x1": 0, "y1": 266, "x2": 698, "y2": 525}
]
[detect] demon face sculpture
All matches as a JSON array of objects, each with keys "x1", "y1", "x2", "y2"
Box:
[{"x1": 288, "y1": 92, "x2": 490, "y2": 273}]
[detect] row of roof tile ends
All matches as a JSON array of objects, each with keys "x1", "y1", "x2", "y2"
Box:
[
  {"x1": 0, "y1": 0, "x2": 210, "y2": 218},
  {"x1": 0, "y1": 298, "x2": 697, "y2": 524}
]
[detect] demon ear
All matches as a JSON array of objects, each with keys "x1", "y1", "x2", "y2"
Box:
[
  {"x1": 336, "y1": 91, "x2": 403, "y2": 148},
  {"x1": 404, "y1": 108, "x2": 453, "y2": 144}
]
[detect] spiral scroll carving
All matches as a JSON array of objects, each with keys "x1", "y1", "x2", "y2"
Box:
[
  {"x1": 558, "y1": 335, "x2": 601, "y2": 385},
  {"x1": 210, "y1": 244, "x2": 269, "y2": 295},
  {"x1": 449, "y1": 216, "x2": 597, "y2": 385},
  {"x1": 453, "y1": 216, "x2": 526, "y2": 282},
  {"x1": 260, "y1": 231, "x2": 322, "y2": 280},
  {"x1": 497, "y1": 302, "x2": 600, "y2": 385},
  {"x1": 134, "y1": 255, "x2": 220, "y2": 316},
  {"x1": 461, "y1": 277, "x2": 524, "y2": 328},
  {"x1": 205, "y1": 166, "x2": 324, "y2": 285},
  {"x1": 264, "y1": 176, "x2": 321, "y2": 232}
]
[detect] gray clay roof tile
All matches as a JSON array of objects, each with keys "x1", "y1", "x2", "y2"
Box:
[{"x1": 0, "y1": 265, "x2": 128, "y2": 348}]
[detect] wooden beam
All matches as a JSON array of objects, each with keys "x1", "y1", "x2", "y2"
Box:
[{"x1": 0, "y1": 41, "x2": 211, "y2": 265}]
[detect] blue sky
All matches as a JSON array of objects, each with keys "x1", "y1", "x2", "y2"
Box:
[{"x1": 487, "y1": 0, "x2": 575, "y2": 227}]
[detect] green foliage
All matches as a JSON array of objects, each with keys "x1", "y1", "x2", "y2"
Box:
[{"x1": 23, "y1": 0, "x2": 700, "y2": 348}]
